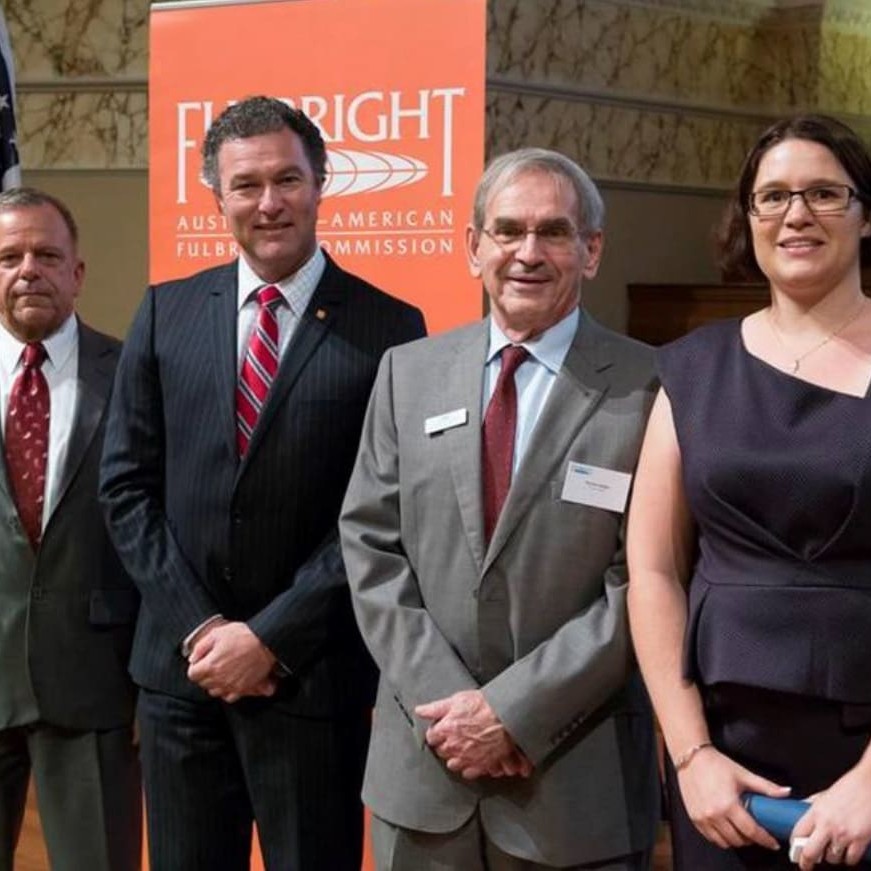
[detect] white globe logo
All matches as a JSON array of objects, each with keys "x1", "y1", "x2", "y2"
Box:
[{"x1": 323, "y1": 148, "x2": 428, "y2": 197}]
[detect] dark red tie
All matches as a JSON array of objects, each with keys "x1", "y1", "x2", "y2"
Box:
[
  {"x1": 482, "y1": 345, "x2": 528, "y2": 544},
  {"x1": 4, "y1": 342, "x2": 49, "y2": 550},
  {"x1": 236, "y1": 285, "x2": 282, "y2": 456}
]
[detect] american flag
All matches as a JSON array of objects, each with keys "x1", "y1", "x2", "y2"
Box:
[{"x1": 0, "y1": 10, "x2": 20, "y2": 190}]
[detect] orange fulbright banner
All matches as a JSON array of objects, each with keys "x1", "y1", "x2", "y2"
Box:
[
  {"x1": 148, "y1": 1, "x2": 485, "y2": 868},
  {"x1": 149, "y1": 0, "x2": 486, "y2": 334}
]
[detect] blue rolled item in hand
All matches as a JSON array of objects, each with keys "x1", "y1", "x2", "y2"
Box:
[
  {"x1": 743, "y1": 793, "x2": 871, "y2": 861},
  {"x1": 742, "y1": 794, "x2": 810, "y2": 841}
]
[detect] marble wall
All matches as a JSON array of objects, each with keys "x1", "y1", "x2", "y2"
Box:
[
  {"x1": 5, "y1": 0, "x2": 147, "y2": 170},
  {"x1": 7, "y1": 0, "x2": 871, "y2": 185},
  {"x1": 487, "y1": 0, "x2": 871, "y2": 191},
  {"x1": 6, "y1": 0, "x2": 871, "y2": 331},
  {"x1": 3, "y1": 0, "x2": 150, "y2": 334}
]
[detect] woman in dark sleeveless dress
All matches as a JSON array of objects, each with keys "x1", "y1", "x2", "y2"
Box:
[{"x1": 627, "y1": 115, "x2": 871, "y2": 871}]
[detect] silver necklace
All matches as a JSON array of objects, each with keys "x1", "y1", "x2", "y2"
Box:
[{"x1": 767, "y1": 300, "x2": 866, "y2": 374}]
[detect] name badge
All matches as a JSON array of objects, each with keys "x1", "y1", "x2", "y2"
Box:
[
  {"x1": 424, "y1": 408, "x2": 468, "y2": 436},
  {"x1": 561, "y1": 462, "x2": 632, "y2": 513}
]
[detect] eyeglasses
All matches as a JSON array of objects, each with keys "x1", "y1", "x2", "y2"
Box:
[
  {"x1": 748, "y1": 184, "x2": 858, "y2": 217},
  {"x1": 480, "y1": 220, "x2": 581, "y2": 251}
]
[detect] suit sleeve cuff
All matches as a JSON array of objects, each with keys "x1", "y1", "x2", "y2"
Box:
[{"x1": 181, "y1": 614, "x2": 224, "y2": 658}]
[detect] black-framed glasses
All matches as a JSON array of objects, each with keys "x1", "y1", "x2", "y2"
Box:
[
  {"x1": 480, "y1": 219, "x2": 581, "y2": 251},
  {"x1": 748, "y1": 184, "x2": 858, "y2": 217}
]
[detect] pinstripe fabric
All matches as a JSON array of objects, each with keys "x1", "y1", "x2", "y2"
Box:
[
  {"x1": 138, "y1": 690, "x2": 369, "y2": 870},
  {"x1": 100, "y1": 255, "x2": 425, "y2": 699},
  {"x1": 99, "y1": 254, "x2": 425, "y2": 868}
]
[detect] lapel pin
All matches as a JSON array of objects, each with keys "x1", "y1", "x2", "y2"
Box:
[{"x1": 315, "y1": 308, "x2": 327, "y2": 320}]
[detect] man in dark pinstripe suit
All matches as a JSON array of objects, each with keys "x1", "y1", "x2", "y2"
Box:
[{"x1": 99, "y1": 97, "x2": 425, "y2": 871}]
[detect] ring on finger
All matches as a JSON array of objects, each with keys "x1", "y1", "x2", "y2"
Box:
[{"x1": 827, "y1": 842, "x2": 845, "y2": 861}]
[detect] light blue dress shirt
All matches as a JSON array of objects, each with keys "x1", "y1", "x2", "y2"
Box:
[{"x1": 483, "y1": 307, "x2": 579, "y2": 476}]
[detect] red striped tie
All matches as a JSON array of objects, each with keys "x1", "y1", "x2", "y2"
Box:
[
  {"x1": 4, "y1": 342, "x2": 49, "y2": 549},
  {"x1": 236, "y1": 285, "x2": 282, "y2": 456}
]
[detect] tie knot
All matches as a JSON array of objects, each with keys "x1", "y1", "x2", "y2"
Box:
[
  {"x1": 499, "y1": 345, "x2": 528, "y2": 379},
  {"x1": 22, "y1": 343, "x2": 47, "y2": 369},
  {"x1": 256, "y1": 285, "x2": 283, "y2": 309}
]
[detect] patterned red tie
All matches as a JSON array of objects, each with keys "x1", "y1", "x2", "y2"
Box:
[
  {"x1": 482, "y1": 345, "x2": 528, "y2": 544},
  {"x1": 4, "y1": 342, "x2": 49, "y2": 550},
  {"x1": 236, "y1": 285, "x2": 282, "y2": 456}
]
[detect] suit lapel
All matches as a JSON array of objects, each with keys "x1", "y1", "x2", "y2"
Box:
[
  {"x1": 483, "y1": 314, "x2": 613, "y2": 573},
  {"x1": 237, "y1": 258, "x2": 343, "y2": 474},
  {"x1": 445, "y1": 325, "x2": 489, "y2": 571},
  {"x1": 49, "y1": 322, "x2": 116, "y2": 518},
  {"x1": 208, "y1": 265, "x2": 240, "y2": 463}
]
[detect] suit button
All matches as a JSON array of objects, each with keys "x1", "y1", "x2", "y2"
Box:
[
  {"x1": 7, "y1": 515, "x2": 20, "y2": 532},
  {"x1": 31, "y1": 586, "x2": 44, "y2": 601},
  {"x1": 222, "y1": 567, "x2": 234, "y2": 582},
  {"x1": 232, "y1": 512, "x2": 242, "y2": 526}
]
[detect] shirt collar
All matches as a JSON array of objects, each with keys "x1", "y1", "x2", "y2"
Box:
[
  {"x1": 236, "y1": 246, "x2": 326, "y2": 315},
  {"x1": 486, "y1": 307, "x2": 580, "y2": 374},
  {"x1": 0, "y1": 313, "x2": 78, "y2": 375}
]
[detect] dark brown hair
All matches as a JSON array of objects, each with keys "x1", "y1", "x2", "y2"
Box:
[
  {"x1": 202, "y1": 96, "x2": 327, "y2": 193},
  {"x1": 717, "y1": 115, "x2": 871, "y2": 281}
]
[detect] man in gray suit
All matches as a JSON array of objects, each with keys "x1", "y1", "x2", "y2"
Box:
[
  {"x1": 340, "y1": 148, "x2": 659, "y2": 870},
  {"x1": 0, "y1": 188, "x2": 140, "y2": 871}
]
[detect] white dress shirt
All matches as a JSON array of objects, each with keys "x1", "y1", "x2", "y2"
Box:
[
  {"x1": 235, "y1": 246, "x2": 326, "y2": 370},
  {"x1": 0, "y1": 314, "x2": 79, "y2": 529}
]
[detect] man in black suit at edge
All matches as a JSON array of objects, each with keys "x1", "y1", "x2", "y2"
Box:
[
  {"x1": 0, "y1": 187, "x2": 140, "y2": 871},
  {"x1": 100, "y1": 96, "x2": 425, "y2": 871}
]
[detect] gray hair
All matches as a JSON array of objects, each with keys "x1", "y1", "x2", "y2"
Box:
[
  {"x1": 472, "y1": 148, "x2": 605, "y2": 234},
  {"x1": 201, "y1": 96, "x2": 327, "y2": 193},
  {"x1": 0, "y1": 186, "x2": 79, "y2": 245}
]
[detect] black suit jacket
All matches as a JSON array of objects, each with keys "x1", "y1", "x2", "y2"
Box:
[
  {"x1": 0, "y1": 322, "x2": 138, "y2": 731},
  {"x1": 100, "y1": 255, "x2": 426, "y2": 714}
]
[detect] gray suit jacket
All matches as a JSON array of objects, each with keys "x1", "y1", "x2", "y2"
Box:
[
  {"x1": 0, "y1": 321, "x2": 137, "y2": 731},
  {"x1": 340, "y1": 312, "x2": 660, "y2": 867}
]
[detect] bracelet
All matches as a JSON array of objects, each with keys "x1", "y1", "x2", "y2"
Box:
[{"x1": 673, "y1": 741, "x2": 713, "y2": 771}]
